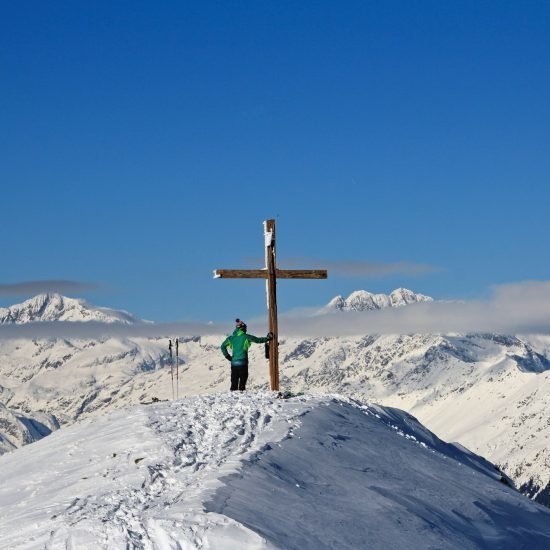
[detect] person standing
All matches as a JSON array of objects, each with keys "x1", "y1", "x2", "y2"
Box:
[{"x1": 221, "y1": 319, "x2": 272, "y2": 391}]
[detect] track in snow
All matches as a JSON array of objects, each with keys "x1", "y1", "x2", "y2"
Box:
[{"x1": 29, "y1": 393, "x2": 310, "y2": 549}]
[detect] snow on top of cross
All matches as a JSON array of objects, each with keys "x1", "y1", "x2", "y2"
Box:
[
  {"x1": 323, "y1": 287, "x2": 433, "y2": 313},
  {"x1": 0, "y1": 293, "x2": 139, "y2": 324},
  {"x1": 1, "y1": 392, "x2": 550, "y2": 549}
]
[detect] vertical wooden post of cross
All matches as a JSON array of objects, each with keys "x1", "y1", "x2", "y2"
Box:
[{"x1": 264, "y1": 219, "x2": 279, "y2": 390}]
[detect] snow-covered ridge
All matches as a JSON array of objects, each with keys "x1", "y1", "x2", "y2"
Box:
[
  {"x1": 0, "y1": 293, "x2": 139, "y2": 324},
  {"x1": 323, "y1": 287, "x2": 433, "y2": 313},
  {"x1": 2, "y1": 393, "x2": 550, "y2": 549}
]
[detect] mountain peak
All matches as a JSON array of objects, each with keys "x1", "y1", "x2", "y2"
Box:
[
  {"x1": 0, "y1": 294, "x2": 139, "y2": 324},
  {"x1": 323, "y1": 288, "x2": 433, "y2": 313}
]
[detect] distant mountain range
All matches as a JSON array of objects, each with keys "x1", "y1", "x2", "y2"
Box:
[
  {"x1": 0, "y1": 289, "x2": 432, "y2": 325},
  {"x1": 1, "y1": 291, "x2": 550, "y2": 508}
]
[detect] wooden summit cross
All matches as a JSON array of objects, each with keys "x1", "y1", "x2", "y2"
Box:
[{"x1": 214, "y1": 219, "x2": 327, "y2": 391}]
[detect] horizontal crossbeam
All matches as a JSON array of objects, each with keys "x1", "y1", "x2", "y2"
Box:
[{"x1": 214, "y1": 269, "x2": 327, "y2": 279}]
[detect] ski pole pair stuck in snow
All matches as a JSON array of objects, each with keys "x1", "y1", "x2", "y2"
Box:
[{"x1": 168, "y1": 338, "x2": 179, "y2": 400}]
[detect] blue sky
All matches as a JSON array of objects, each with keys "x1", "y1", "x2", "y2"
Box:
[{"x1": 2, "y1": 1, "x2": 549, "y2": 322}]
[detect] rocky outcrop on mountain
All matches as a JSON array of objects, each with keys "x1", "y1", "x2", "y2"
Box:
[{"x1": 0, "y1": 402, "x2": 59, "y2": 454}]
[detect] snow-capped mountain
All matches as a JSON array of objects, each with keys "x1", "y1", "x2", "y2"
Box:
[
  {"x1": 2, "y1": 393, "x2": 550, "y2": 549},
  {"x1": 323, "y1": 287, "x2": 433, "y2": 312},
  {"x1": 0, "y1": 293, "x2": 139, "y2": 324},
  {"x1": 2, "y1": 292, "x2": 550, "y2": 510}
]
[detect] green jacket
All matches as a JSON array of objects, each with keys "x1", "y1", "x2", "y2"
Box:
[{"x1": 221, "y1": 329, "x2": 268, "y2": 367}]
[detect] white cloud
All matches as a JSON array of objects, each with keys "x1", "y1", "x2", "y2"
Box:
[
  {"x1": 245, "y1": 257, "x2": 438, "y2": 277},
  {"x1": 279, "y1": 281, "x2": 550, "y2": 337},
  {"x1": 0, "y1": 320, "x2": 228, "y2": 341}
]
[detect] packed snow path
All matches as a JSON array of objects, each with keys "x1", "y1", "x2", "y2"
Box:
[
  {"x1": 0, "y1": 393, "x2": 292, "y2": 549},
  {"x1": 1, "y1": 393, "x2": 550, "y2": 549}
]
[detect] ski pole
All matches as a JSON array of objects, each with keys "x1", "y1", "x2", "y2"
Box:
[
  {"x1": 176, "y1": 338, "x2": 179, "y2": 400},
  {"x1": 169, "y1": 339, "x2": 174, "y2": 400}
]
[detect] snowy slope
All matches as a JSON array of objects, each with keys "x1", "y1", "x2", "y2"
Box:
[
  {"x1": 1, "y1": 393, "x2": 549, "y2": 550},
  {"x1": 274, "y1": 332, "x2": 550, "y2": 505}
]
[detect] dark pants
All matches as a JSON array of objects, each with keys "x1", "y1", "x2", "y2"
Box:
[{"x1": 230, "y1": 365, "x2": 248, "y2": 391}]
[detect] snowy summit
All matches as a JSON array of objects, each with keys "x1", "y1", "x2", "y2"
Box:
[
  {"x1": 1, "y1": 392, "x2": 550, "y2": 549},
  {"x1": 0, "y1": 293, "x2": 139, "y2": 324},
  {"x1": 323, "y1": 288, "x2": 433, "y2": 313}
]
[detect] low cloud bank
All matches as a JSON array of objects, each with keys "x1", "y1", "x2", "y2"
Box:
[
  {"x1": 281, "y1": 281, "x2": 550, "y2": 337},
  {"x1": 1, "y1": 281, "x2": 549, "y2": 340},
  {"x1": 0, "y1": 280, "x2": 100, "y2": 296},
  {"x1": 245, "y1": 257, "x2": 437, "y2": 277},
  {"x1": 0, "y1": 320, "x2": 229, "y2": 341}
]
